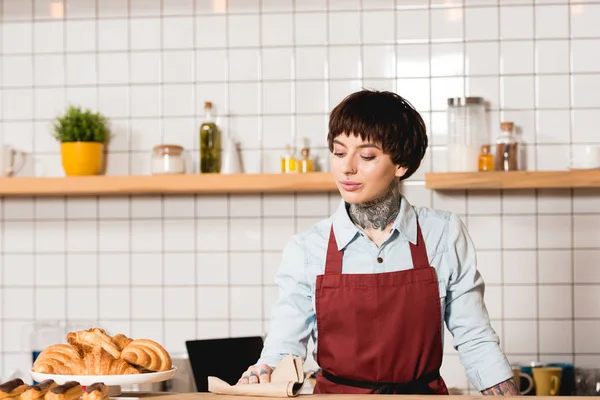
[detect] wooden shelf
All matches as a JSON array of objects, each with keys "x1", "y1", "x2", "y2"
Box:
[
  {"x1": 0, "y1": 173, "x2": 338, "y2": 197},
  {"x1": 425, "y1": 170, "x2": 600, "y2": 190}
]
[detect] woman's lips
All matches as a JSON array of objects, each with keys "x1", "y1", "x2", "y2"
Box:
[{"x1": 339, "y1": 180, "x2": 362, "y2": 192}]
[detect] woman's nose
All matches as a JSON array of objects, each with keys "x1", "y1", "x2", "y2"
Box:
[{"x1": 341, "y1": 157, "x2": 357, "y2": 175}]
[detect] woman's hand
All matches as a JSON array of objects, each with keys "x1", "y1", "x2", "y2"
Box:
[{"x1": 237, "y1": 364, "x2": 273, "y2": 385}]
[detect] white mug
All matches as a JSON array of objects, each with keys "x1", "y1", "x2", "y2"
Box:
[
  {"x1": 0, "y1": 145, "x2": 25, "y2": 177},
  {"x1": 571, "y1": 145, "x2": 600, "y2": 169}
]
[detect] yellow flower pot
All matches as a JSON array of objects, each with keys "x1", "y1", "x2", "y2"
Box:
[{"x1": 60, "y1": 142, "x2": 104, "y2": 176}]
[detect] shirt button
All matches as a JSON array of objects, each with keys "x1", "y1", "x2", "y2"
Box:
[{"x1": 377, "y1": 257, "x2": 383, "y2": 263}]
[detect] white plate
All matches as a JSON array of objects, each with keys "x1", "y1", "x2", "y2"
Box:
[{"x1": 29, "y1": 367, "x2": 177, "y2": 386}]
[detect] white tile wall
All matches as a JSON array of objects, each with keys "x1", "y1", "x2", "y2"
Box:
[{"x1": 1, "y1": 0, "x2": 600, "y2": 393}]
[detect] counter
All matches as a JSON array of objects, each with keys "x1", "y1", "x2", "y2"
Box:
[{"x1": 125, "y1": 394, "x2": 588, "y2": 400}]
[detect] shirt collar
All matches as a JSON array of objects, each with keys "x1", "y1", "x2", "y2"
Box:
[{"x1": 331, "y1": 193, "x2": 418, "y2": 251}]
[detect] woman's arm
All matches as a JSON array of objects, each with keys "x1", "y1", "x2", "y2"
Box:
[
  {"x1": 257, "y1": 235, "x2": 315, "y2": 368},
  {"x1": 481, "y1": 379, "x2": 520, "y2": 395},
  {"x1": 443, "y1": 213, "x2": 516, "y2": 395}
]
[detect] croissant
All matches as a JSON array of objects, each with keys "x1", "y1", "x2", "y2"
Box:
[
  {"x1": 67, "y1": 328, "x2": 121, "y2": 359},
  {"x1": 82, "y1": 347, "x2": 139, "y2": 375},
  {"x1": 32, "y1": 344, "x2": 85, "y2": 375},
  {"x1": 112, "y1": 334, "x2": 133, "y2": 351},
  {"x1": 121, "y1": 339, "x2": 172, "y2": 372}
]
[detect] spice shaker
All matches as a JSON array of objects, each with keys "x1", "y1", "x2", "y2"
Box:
[{"x1": 494, "y1": 122, "x2": 519, "y2": 171}]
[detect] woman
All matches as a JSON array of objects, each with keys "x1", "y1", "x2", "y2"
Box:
[{"x1": 238, "y1": 90, "x2": 518, "y2": 396}]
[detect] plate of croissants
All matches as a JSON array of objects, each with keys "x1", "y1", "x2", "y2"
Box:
[{"x1": 29, "y1": 327, "x2": 176, "y2": 386}]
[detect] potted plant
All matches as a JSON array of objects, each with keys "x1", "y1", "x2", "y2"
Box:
[{"x1": 52, "y1": 105, "x2": 110, "y2": 176}]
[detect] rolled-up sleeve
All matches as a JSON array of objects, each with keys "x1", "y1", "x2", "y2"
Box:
[
  {"x1": 256, "y1": 235, "x2": 315, "y2": 368},
  {"x1": 443, "y1": 213, "x2": 513, "y2": 391}
]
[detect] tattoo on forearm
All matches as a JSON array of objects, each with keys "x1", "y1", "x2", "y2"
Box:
[
  {"x1": 481, "y1": 379, "x2": 520, "y2": 396},
  {"x1": 348, "y1": 180, "x2": 401, "y2": 231}
]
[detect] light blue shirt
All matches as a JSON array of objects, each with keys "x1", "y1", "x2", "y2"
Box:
[{"x1": 257, "y1": 194, "x2": 513, "y2": 391}]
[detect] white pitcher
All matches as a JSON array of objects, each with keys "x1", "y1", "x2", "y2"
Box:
[
  {"x1": 0, "y1": 145, "x2": 25, "y2": 177},
  {"x1": 221, "y1": 136, "x2": 243, "y2": 174}
]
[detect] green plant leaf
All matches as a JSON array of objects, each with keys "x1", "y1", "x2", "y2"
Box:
[{"x1": 52, "y1": 105, "x2": 110, "y2": 143}]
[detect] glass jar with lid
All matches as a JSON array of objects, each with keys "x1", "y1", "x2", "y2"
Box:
[
  {"x1": 494, "y1": 121, "x2": 520, "y2": 171},
  {"x1": 446, "y1": 97, "x2": 488, "y2": 172},
  {"x1": 151, "y1": 144, "x2": 186, "y2": 175}
]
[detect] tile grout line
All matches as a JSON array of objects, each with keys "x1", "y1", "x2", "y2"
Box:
[
  {"x1": 224, "y1": 0, "x2": 232, "y2": 339},
  {"x1": 1, "y1": 0, "x2": 4, "y2": 375},
  {"x1": 567, "y1": 0, "x2": 577, "y2": 365},
  {"x1": 532, "y1": 0, "x2": 541, "y2": 362},
  {"x1": 126, "y1": 0, "x2": 134, "y2": 337},
  {"x1": 159, "y1": 0, "x2": 166, "y2": 347},
  {"x1": 191, "y1": 0, "x2": 199, "y2": 341},
  {"x1": 94, "y1": 0, "x2": 101, "y2": 331},
  {"x1": 496, "y1": 0, "x2": 507, "y2": 373}
]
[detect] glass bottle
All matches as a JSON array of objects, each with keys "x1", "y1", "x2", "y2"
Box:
[
  {"x1": 478, "y1": 145, "x2": 494, "y2": 172},
  {"x1": 199, "y1": 101, "x2": 221, "y2": 173},
  {"x1": 298, "y1": 147, "x2": 313, "y2": 173},
  {"x1": 494, "y1": 121, "x2": 519, "y2": 171},
  {"x1": 281, "y1": 145, "x2": 297, "y2": 173}
]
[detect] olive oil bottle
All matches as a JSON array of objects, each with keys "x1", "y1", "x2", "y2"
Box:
[{"x1": 199, "y1": 101, "x2": 221, "y2": 173}]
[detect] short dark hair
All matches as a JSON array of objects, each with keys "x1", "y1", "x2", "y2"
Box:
[{"x1": 327, "y1": 89, "x2": 427, "y2": 181}]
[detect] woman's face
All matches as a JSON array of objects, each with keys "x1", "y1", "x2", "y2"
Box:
[{"x1": 330, "y1": 133, "x2": 407, "y2": 204}]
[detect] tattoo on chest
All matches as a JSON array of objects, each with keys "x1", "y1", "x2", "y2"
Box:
[{"x1": 347, "y1": 181, "x2": 401, "y2": 231}]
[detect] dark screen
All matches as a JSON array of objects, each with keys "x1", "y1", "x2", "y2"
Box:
[{"x1": 185, "y1": 336, "x2": 265, "y2": 392}]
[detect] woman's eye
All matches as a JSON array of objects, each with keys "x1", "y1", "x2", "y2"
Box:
[
  {"x1": 361, "y1": 155, "x2": 375, "y2": 161},
  {"x1": 333, "y1": 152, "x2": 345, "y2": 157}
]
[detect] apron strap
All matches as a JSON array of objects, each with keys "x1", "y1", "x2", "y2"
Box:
[
  {"x1": 409, "y1": 221, "x2": 429, "y2": 269},
  {"x1": 325, "y1": 225, "x2": 343, "y2": 275}
]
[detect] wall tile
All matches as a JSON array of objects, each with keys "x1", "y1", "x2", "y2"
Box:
[
  {"x1": 465, "y1": 7, "x2": 498, "y2": 41},
  {"x1": 329, "y1": 12, "x2": 361, "y2": 45},
  {"x1": 535, "y1": 40, "x2": 569, "y2": 74},
  {"x1": 538, "y1": 250, "x2": 572, "y2": 284},
  {"x1": 539, "y1": 285, "x2": 572, "y2": 319},
  {"x1": 501, "y1": 41, "x2": 534, "y2": 75},
  {"x1": 500, "y1": 6, "x2": 534, "y2": 39},
  {"x1": 504, "y1": 320, "x2": 538, "y2": 354},
  {"x1": 261, "y1": 14, "x2": 293, "y2": 46},
  {"x1": 539, "y1": 320, "x2": 572, "y2": 354},
  {"x1": 570, "y1": 4, "x2": 600, "y2": 38},
  {"x1": 574, "y1": 285, "x2": 600, "y2": 318},
  {"x1": 503, "y1": 216, "x2": 536, "y2": 249},
  {"x1": 536, "y1": 5, "x2": 568, "y2": 38},
  {"x1": 503, "y1": 250, "x2": 537, "y2": 284},
  {"x1": 396, "y1": 9, "x2": 429, "y2": 43}
]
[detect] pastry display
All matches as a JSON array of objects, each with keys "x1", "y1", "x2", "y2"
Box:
[
  {"x1": 45, "y1": 382, "x2": 83, "y2": 400},
  {"x1": 0, "y1": 378, "x2": 27, "y2": 399},
  {"x1": 121, "y1": 339, "x2": 172, "y2": 372},
  {"x1": 82, "y1": 383, "x2": 108, "y2": 400},
  {"x1": 21, "y1": 380, "x2": 58, "y2": 400},
  {"x1": 31, "y1": 328, "x2": 171, "y2": 377}
]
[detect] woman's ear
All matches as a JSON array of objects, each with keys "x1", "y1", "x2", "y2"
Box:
[{"x1": 395, "y1": 166, "x2": 408, "y2": 178}]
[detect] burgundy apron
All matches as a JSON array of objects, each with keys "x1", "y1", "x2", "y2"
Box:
[{"x1": 313, "y1": 220, "x2": 449, "y2": 395}]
